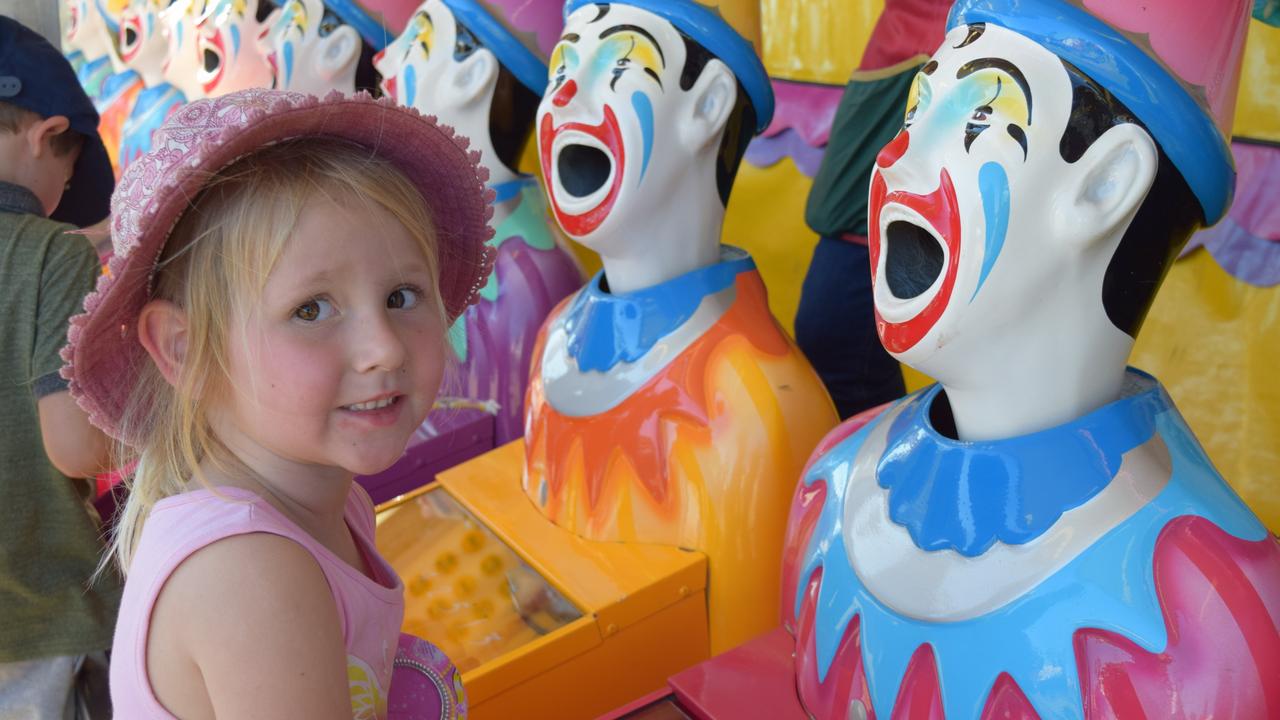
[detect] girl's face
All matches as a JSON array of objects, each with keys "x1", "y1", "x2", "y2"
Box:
[{"x1": 216, "y1": 194, "x2": 446, "y2": 479}]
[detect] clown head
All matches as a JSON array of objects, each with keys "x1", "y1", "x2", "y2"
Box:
[
  {"x1": 119, "y1": 0, "x2": 174, "y2": 86},
  {"x1": 869, "y1": 0, "x2": 1244, "y2": 439},
  {"x1": 535, "y1": 1, "x2": 770, "y2": 288},
  {"x1": 373, "y1": 0, "x2": 558, "y2": 181},
  {"x1": 259, "y1": 0, "x2": 403, "y2": 95},
  {"x1": 66, "y1": 0, "x2": 128, "y2": 69},
  {"x1": 191, "y1": 0, "x2": 274, "y2": 96},
  {"x1": 160, "y1": 0, "x2": 207, "y2": 98}
]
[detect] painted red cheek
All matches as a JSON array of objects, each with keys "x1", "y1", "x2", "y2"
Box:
[
  {"x1": 552, "y1": 79, "x2": 578, "y2": 108},
  {"x1": 877, "y1": 130, "x2": 911, "y2": 169}
]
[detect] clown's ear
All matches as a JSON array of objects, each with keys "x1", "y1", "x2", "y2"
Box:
[
  {"x1": 1056, "y1": 122, "x2": 1157, "y2": 249},
  {"x1": 318, "y1": 25, "x2": 361, "y2": 82},
  {"x1": 452, "y1": 48, "x2": 498, "y2": 106},
  {"x1": 678, "y1": 57, "x2": 736, "y2": 152}
]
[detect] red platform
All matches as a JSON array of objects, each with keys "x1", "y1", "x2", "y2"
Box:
[{"x1": 600, "y1": 627, "x2": 806, "y2": 720}]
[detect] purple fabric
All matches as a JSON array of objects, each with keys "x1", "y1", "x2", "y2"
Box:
[
  {"x1": 480, "y1": 0, "x2": 564, "y2": 57},
  {"x1": 761, "y1": 79, "x2": 843, "y2": 145},
  {"x1": 744, "y1": 128, "x2": 829, "y2": 177},
  {"x1": 1182, "y1": 141, "x2": 1280, "y2": 286},
  {"x1": 388, "y1": 633, "x2": 467, "y2": 719},
  {"x1": 446, "y1": 236, "x2": 583, "y2": 444},
  {"x1": 356, "y1": 409, "x2": 493, "y2": 504}
]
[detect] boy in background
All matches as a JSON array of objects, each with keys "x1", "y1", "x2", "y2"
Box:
[{"x1": 0, "y1": 15, "x2": 120, "y2": 719}]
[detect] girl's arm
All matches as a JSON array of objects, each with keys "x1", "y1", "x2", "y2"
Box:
[{"x1": 150, "y1": 532, "x2": 355, "y2": 719}]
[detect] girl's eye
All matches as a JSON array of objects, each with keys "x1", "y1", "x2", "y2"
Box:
[
  {"x1": 388, "y1": 287, "x2": 420, "y2": 310},
  {"x1": 904, "y1": 105, "x2": 918, "y2": 127},
  {"x1": 971, "y1": 106, "x2": 992, "y2": 123},
  {"x1": 294, "y1": 298, "x2": 333, "y2": 322}
]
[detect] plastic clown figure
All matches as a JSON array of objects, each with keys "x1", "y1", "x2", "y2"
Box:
[
  {"x1": 117, "y1": 0, "x2": 187, "y2": 170},
  {"x1": 63, "y1": 0, "x2": 146, "y2": 174},
  {"x1": 373, "y1": 0, "x2": 583, "y2": 446},
  {"x1": 258, "y1": 0, "x2": 415, "y2": 95},
  {"x1": 781, "y1": 1, "x2": 1280, "y2": 718},
  {"x1": 190, "y1": 0, "x2": 276, "y2": 96},
  {"x1": 159, "y1": 0, "x2": 206, "y2": 101},
  {"x1": 64, "y1": 0, "x2": 126, "y2": 98},
  {"x1": 523, "y1": 0, "x2": 838, "y2": 654}
]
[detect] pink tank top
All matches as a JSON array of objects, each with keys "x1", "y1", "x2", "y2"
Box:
[{"x1": 110, "y1": 484, "x2": 405, "y2": 719}]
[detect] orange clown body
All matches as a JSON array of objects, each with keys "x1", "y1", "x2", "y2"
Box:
[{"x1": 523, "y1": 253, "x2": 837, "y2": 653}]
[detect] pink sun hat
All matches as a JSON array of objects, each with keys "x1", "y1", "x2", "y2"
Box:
[{"x1": 61, "y1": 87, "x2": 497, "y2": 443}]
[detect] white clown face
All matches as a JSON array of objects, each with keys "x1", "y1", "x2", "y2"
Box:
[
  {"x1": 374, "y1": 1, "x2": 500, "y2": 171},
  {"x1": 193, "y1": 0, "x2": 274, "y2": 96},
  {"x1": 119, "y1": 0, "x2": 170, "y2": 84},
  {"x1": 65, "y1": 0, "x2": 117, "y2": 61},
  {"x1": 869, "y1": 24, "x2": 1090, "y2": 376},
  {"x1": 373, "y1": 0, "x2": 443, "y2": 110},
  {"x1": 160, "y1": 0, "x2": 206, "y2": 99},
  {"x1": 259, "y1": 0, "x2": 363, "y2": 95},
  {"x1": 536, "y1": 4, "x2": 691, "y2": 246}
]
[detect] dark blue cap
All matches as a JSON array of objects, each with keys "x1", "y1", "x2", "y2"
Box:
[{"x1": 0, "y1": 16, "x2": 113, "y2": 227}]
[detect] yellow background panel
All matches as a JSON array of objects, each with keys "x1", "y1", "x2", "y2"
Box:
[
  {"x1": 1131, "y1": 251, "x2": 1280, "y2": 532},
  {"x1": 759, "y1": 0, "x2": 883, "y2": 83},
  {"x1": 1234, "y1": 19, "x2": 1280, "y2": 143}
]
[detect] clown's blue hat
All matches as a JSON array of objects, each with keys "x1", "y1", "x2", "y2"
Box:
[
  {"x1": 947, "y1": 0, "x2": 1252, "y2": 225},
  {"x1": 563, "y1": 0, "x2": 774, "y2": 133}
]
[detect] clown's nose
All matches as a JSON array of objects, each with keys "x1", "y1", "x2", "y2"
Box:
[
  {"x1": 552, "y1": 80, "x2": 578, "y2": 108},
  {"x1": 877, "y1": 130, "x2": 911, "y2": 169}
]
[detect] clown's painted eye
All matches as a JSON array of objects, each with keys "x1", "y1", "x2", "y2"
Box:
[
  {"x1": 903, "y1": 72, "x2": 931, "y2": 128},
  {"x1": 971, "y1": 105, "x2": 992, "y2": 123}
]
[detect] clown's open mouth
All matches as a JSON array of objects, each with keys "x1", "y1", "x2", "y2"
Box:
[
  {"x1": 884, "y1": 220, "x2": 945, "y2": 300},
  {"x1": 540, "y1": 106, "x2": 625, "y2": 237},
  {"x1": 868, "y1": 168, "x2": 962, "y2": 353},
  {"x1": 557, "y1": 143, "x2": 612, "y2": 199},
  {"x1": 197, "y1": 32, "x2": 225, "y2": 95},
  {"x1": 121, "y1": 19, "x2": 142, "y2": 61}
]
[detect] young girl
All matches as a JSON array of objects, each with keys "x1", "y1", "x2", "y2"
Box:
[{"x1": 63, "y1": 88, "x2": 494, "y2": 719}]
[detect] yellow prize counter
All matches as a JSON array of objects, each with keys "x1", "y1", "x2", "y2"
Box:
[{"x1": 376, "y1": 441, "x2": 710, "y2": 719}]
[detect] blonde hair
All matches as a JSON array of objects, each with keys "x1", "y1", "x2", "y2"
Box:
[{"x1": 107, "y1": 138, "x2": 446, "y2": 572}]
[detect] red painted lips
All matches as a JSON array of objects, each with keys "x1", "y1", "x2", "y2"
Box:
[
  {"x1": 539, "y1": 104, "x2": 626, "y2": 238},
  {"x1": 869, "y1": 132, "x2": 963, "y2": 354}
]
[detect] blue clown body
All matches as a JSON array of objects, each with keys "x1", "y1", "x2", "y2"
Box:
[{"x1": 793, "y1": 370, "x2": 1268, "y2": 719}]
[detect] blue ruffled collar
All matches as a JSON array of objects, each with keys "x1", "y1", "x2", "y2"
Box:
[
  {"x1": 563, "y1": 247, "x2": 755, "y2": 373},
  {"x1": 878, "y1": 375, "x2": 1162, "y2": 556}
]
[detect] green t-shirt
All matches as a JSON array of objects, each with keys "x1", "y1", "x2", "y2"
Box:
[
  {"x1": 0, "y1": 191, "x2": 121, "y2": 662},
  {"x1": 805, "y1": 63, "x2": 923, "y2": 239}
]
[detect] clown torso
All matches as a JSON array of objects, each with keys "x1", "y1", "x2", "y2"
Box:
[
  {"x1": 435, "y1": 179, "x2": 582, "y2": 445},
  {"x1": 95, "y1": 68, "x2": 146, "y2": 175},
  {"x1": 119, "y1": 83, "x2": 185, "y2": 172},
  {"x1": 783, "y1": 371, "x2": 1280, "y2": 719},
  {"x1": 523, "y1": 247, "x2": 838, "y2": 652}
]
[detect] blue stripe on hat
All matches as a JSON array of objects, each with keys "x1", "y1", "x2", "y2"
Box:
[
  {"x1": 564, "y1": 0, "x2": 774, "y2": 133},
  {"x1": 948, "y1": 0, "x2": 1234, "y2": 225},
  {"x1": 444, "y1": 0, "x2": 552, "y2": 94}
]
